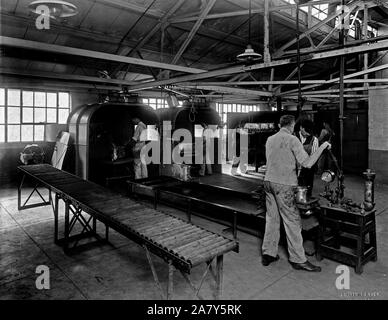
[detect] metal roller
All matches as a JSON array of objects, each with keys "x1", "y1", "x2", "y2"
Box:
[
  {"x1": 102, "y1": 204, "x2": 145, "y2": 216},
  {"x1": 135, "y1": 217, "x2": 179, "y2": 233},
  {"x1": 186, "y1": 238, "x2": 230, "y2": 261},
  {"x1": 157, "y1": 227, "x2": 201, "y2": 247},
  {"x1": 156, "y1": 227, "x2": 200, "y2": 246},
  {"x1": 150, "y1": 224, "x2": 198, "y2": 242},
  {"x1": 105, "y1": 204, "x2": 149, "y2": 217},
  {"x1": 140, "y1": 219, "x2": 186, "y2": 236},
  {"x1": 145, "y1": 223, "x2": 193, "y2": 240},
  {"x1": 179, "y1": 236, "x2": 226, "y2": 258},
  {"x1": 122, "y1": 215, "x2": 166, "y2": 228},
  {"x1": 167, "y1": 230, "x2": 211, "y2": 251},
  {"x1": 114, "y1": 210, "x2": 165, "y2": 223},
  {"x1": 160, "y1": 229, "x2": 209, "y2": 249},
  {"x1": 175, "y1": 234, "x2": 219, "y2": 256},
  {"x1": 153, "y1": 228, "x2": 208, "y2": 245},
  {"x1": 190, "y1": 242, "x2": 237, "y2": 266}
]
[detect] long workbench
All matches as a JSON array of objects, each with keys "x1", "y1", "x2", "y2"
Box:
[{"x1": 17, "y1": 164, "x2": 238, "y2": 299}]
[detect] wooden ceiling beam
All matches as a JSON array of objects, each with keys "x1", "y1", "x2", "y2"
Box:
[
  {"x1": 0, "y1": 36, "x2": 206, "y2": 74},
  {"x1": 171, "y1": 0, "x2": 217, "y2": 65},
  {"x1": 127, "y1": 39, "x2": 388, "y2": 91}
]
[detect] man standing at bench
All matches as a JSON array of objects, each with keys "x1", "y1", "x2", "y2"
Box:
[{"x1": 262, "y1": 115, "x2": 331, "y2": 272}]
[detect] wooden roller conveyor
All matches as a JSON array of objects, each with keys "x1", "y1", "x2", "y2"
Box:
[{"x1": 17, "y1": 164, "x2": 238, "y2": 300}]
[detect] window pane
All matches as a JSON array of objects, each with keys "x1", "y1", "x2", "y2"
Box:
[
  {"x1": 142, "y1": 98, "x2": 148, "y2": 104},
  {"x1": 23, "y1": 107, "x2": 33, "y2": 123},
  {"x1": 8, "y1": 125, "x2": 20, "y2": 142},
  {"x1": 34, "y1": 108, "x2": 46, "y2": 123},
  {"x1": 22, "y1": 125, "x2": 33, "y2": 141},
  {"x1": 34, "y1": 92, "x2": 46, "y2": 107},
  {"x1": 0, "y1": 88, "x2": 5, "y2": 105},
  {"x1": 8, "y1": 89, "x2": 21, "y2": 106},
  {"x1": 8, "y1": 107, "x2": 20, "y2": 124},
  {"x1": 0, "y1": 107, "x2": 4, "y2": 123},
  {"x1": 47, "y1": 109, "x2": 57, "y2": 123},
  {"x1": 0, "y1": 125, "x2": 4, "y2": 142},
  {"x1": 34, "y1": 125, "x2": 44, "y2": 141},
  {"x1": 58, "y1": 109, "x2": 69, "y2": 124},
  {"x1": 149, "y1": 98, "x2": 156, "y2": 104},
  {"x1": 23, "y1": 91, "x2": 34, "y2": 106},
  {"x1": 47, "y1": 93, "x2": 57, "y2": 108}
]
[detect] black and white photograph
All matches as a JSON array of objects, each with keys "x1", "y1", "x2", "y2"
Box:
[{"x1": 0, "y1": 0, "x2": 387, "y2": 307}]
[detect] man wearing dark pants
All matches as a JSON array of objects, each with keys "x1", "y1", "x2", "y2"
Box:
[{"x1": 262, "y1": 115, "x2": 331, "y2": 272}]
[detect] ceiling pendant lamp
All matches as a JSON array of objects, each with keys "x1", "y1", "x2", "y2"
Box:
[
  {"x1": 28, "y1": 0, "x2": 78, "y2": 19},
  {"x1": 237, "y1": 0, "x2": 262, "y2": 62}
]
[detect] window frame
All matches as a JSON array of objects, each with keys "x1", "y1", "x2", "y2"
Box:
[{"x1": 0, "y1": 87, "x2": 71, "y2": 144}]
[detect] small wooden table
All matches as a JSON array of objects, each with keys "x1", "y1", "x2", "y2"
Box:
[{"x1": 316, "y1": 203, "x2": 377, "y2": 274}]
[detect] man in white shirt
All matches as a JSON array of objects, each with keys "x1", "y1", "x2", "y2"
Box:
[
  {"x1": 262, "y1": 115, "x2": 331, "y2": 272},
  {"x1": 131, "y1": 117, "x2": 148, "y2": 179}
]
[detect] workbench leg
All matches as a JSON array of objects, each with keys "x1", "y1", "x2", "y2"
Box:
[
  {"x1": 355, "y1": 216, "x2": 365, "y2": 275},
  {"x1": 154, "y1": 190, "x2": 158, "y2": 209},
  {"x1": 187, "y1": 199, "x2": 192, "y2": 223},
  {"x1": 54, "y1": 194, "x2": 59, "y2": 244},
  {"x1": 316, "y1": 209, "x2": 323, "y2": 261},
  {"x1": 105, "y1": 225, "x2": 109, "y2": 242},
  {"x1": 17, "y1": 174, "x2": 25, "y2": 210},
  {"x1": 64, "y1": 201, "x2": 70, "y2": 254},
  {"x1": 215, "y1": 255, "x2": 224, "y2": 300},
  {"x1": 167, "y1": 261, "x2": 174, "y2": 300},
  {"x1": 370, "y1": 215, "x2": 378, "y2": 262},
  {"x1": 233, "y1": 212, "x2": 237, "y2": 239}
]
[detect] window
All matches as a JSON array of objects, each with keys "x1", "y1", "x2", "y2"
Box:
[
  {"x1": 0, "y1": 88, "x2": 71, "y2": 143},
  {"x1": 283, "y1": 0, "x2": 328, "y2": 21},
  {"x1": 142, "y1": 97, "x2": 182, "y2": 109},
  {"x1": 215, "y1": 102, "x2": 260, "y2": 128}
]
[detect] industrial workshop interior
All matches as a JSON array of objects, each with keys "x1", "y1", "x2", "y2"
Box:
[{"x1": 0, "y1": 0, "x2": 388, "y2": 303}]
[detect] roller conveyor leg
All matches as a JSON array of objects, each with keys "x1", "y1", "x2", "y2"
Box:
[
  {"x1": 167, "y1": 261, "x2": 174, "y2": 300},
  {"x1": 215, "y1": 255, "x2": 224, "y2": 300},
  {"x1": 54, "y1": 194, "x2": 59, "y2": 244},
  {"x1": 64, "y1": 201, "x2": 70, "y2": 254},
  {"x1": 144, "y1": 245, "x2": 166, "y2": 299}
]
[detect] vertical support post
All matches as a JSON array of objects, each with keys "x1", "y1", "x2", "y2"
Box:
[
  {"x1": 296, "y1": 2, "x2": 302, "y2": 116},
  {"x1": 54, "y1": 193, "x2": 59, "y2": 243},
  {"x1": 263, "y1": 0, "x2": 271, "y2": 63},
  {"x1": 215, "y1": 255, "x2": 224, "y2": 300},
  {"x1": 363, "y1": 3, "x2": 369, "y2": 90},
  {"x1": 268, "y1": 68, "x2": 275, "y2": 92},
  {"x1": 64, "y1": 200, "x2": 70, "y2": 254},
  {"x1": 167, "y1": 260, "x2": 174, "y2": 300},
  {"x1": 339, "y1": 0, "x2": 346, "y2": 171},
  {"x1": 307, "y1": 4, "x2": 313, "y2": 29}
]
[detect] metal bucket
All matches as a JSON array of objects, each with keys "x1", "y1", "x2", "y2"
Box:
[{"x1": 295, "y1": 186, "x2": 308, "y2": 203}]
